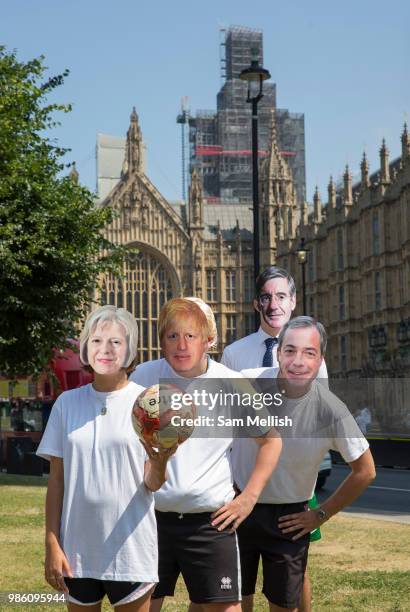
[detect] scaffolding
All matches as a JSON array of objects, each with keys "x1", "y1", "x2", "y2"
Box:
[
  {"x1": 176, "y1": 97, "x2": 190, "y2": 201},
  {"x1": 189, "y1": 111, "x2": 219, "y2": 198},
  {"x1": 224, "y1": 26, "x2": 263, "y2": 80},
  {"x1": 189, "y1": 26, "x2": 306, "y2": 204}
]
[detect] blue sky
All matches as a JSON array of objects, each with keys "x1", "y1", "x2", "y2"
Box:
[{"x1": 3, "y1": 0, "x2": 409, "y2": 202}]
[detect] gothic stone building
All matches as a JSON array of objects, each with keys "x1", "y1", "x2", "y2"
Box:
[
  {"x1": 96, "y1": 108, "x2": 410, "y2": 380},
  {"x1": 276, "y1": 125, "x2": 410, "y2": 379},
  {"x1": 96, "y1": 108, "x2": 295, "y2": 364}
]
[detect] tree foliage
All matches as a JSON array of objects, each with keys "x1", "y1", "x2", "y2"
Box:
[{"x1": 0, "y1": 47, "x2": 123, "y2": 378}]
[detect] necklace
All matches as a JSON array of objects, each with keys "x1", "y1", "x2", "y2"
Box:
[
  {"x1": 91, "y1": 388, "x2": 108, "y2": 416},
  {"x1": 92, "y1": 380, "x2": 128, "y2": 415}
]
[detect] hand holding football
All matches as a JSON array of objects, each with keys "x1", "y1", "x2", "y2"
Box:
[{"x1": 132, "y1": 383, "x2": 196, "y2": 450}]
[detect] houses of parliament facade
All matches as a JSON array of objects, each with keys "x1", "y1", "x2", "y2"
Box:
[{"x1": 97, "y1": 108, "x2": 410, "y2": 377}]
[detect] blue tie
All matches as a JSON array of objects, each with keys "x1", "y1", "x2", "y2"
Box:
[{"x1": 262, "y1": 337, "x2": 278, "y2": 367}]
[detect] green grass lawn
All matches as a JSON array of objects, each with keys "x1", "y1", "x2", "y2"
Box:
[{"x1": 1, "y1": 473, "x2": 409, "y2": 611}]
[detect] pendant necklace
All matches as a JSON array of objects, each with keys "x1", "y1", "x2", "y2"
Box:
[
  {"x1": 93, "y1": 389, "x2": 108, "y2": 415},
  {"x1": 91, "y1": 384, "x2": 109, "y2": 416}
]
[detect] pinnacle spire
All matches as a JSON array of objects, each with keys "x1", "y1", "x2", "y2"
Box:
[
  {"x1": 263, "y1": 106, "x2": 297, "y2": 215},
  {"x1": 402, "y1": 122, "x2": 410, "y2": 160},
  {"x1": 380, "y1": 138, "x2": 390, "y2": 182},
  {"x1": 188, "y1": 168, "x2": 203, "y2": 227},
  {"x1": 216, "y1": 219, "x2": 222, "y2": 244},
  {"x1": 267, "y1": 108, "x2": 290, "y2": 180},
  {"x1": 361, "y1": 152, "x2": 370, "y2": 188},
  {"x1": 269, "y1": 107, "x2": 279, "y2": 149},
  {"x1": 313, "y1": 186, "x2": 322, "y2": 223},
  {"x1": 189, "y1": 168, "x2": 202, "y2": 201},
  {"x1": 301, "y1": 200, "x2": 308, "y2": 226},
  {"x1": 343, "y1": 165, "x2": 352, "y2": 205},
  {"x1": 122, "y1": 107, "x2": 143, "y2": 176},
  {"x1": 328, "y1": 175, "x2": 336, "y2": 208}
]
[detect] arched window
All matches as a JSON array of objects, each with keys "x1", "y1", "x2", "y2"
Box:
[
  {"x1": 117, "y1": 280, "x2": 123, "y2": 308},
  {"x1": 372, "y1": 211, "x2": 380, "y2": 255},
  {"x1": 100, "y1": 282, "x2": 107, "y2": 305},
  {"x1": 100, "y1": 250, "x2": 176, "y2": 362},
  {"x1": 126, "y1": 292, "x2": 132, "y2": 312}
]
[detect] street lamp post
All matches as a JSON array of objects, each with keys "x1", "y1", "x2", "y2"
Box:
[
  {"x1": 296, "y1": 237, "x2": 308, "y2": 315},
  {"x1": 239, "y1": 55, "x2": 271, "y2": 285}
]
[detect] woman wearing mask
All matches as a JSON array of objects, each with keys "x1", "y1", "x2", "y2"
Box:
[{"x1": 37, "y1": 305, "x2": 175, "y2": 611}]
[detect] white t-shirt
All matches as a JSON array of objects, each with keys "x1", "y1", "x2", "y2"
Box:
[
  {"x1": 232, "y1": 377, "x2": 369, "y2": 504},
  {"x1": 130, "y1": 358, "x2": 243, "y2": 513},
  {"x1": 221, "y1": 326, "x2": 328, "y2": 379},
  {"x1": 37, "y1": 382, "x2": 158, "y2": 582}
]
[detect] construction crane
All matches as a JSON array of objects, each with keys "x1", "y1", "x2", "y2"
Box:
[{"x1": 176, "y1": 97, "x2": 190, "y2": 201}]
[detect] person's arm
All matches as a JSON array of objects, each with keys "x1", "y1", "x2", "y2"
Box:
[
  {"x1": 220, "y1": 346, "x2": 231, "y2": 367},
  {"x1": 142, "y1": 441, "x2": 178, "y2": 492},
  {"x1": 211, "y1": 433, "x2": 282, "y2": 532},
  {"x1": 44, "y1": 457, "x2": 73, "y2": 593},
  {"x1": 278, "y1": 449, "x2": 376, "y2": 540}
]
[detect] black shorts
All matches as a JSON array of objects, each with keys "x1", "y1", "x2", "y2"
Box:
[
  {"x1": 237, "y1": 502, "x2": 310, "y2": 609},
  {"x1": 153, "y1": 510, "x2": 241, "y2": 604},
  {"x1": 64, "y1": 578, "x2": 153, "y2": 606}
]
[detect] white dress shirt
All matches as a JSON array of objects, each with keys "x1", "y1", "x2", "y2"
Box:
[{"x1": 221, "y1": 327, "x2": 328, "y2": 379}]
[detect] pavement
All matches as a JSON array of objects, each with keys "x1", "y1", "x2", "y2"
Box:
[
  {"x1": 340, "y1": 508, "x2": 410, "y2": 524},
  {"x1": 316, "y1": 464, "x2": 410, "y2": 525}
]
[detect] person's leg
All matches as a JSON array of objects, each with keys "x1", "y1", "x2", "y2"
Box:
[
  {"x1": 299, "y1": 570, "x2": 311, "y2": 612},
  {"x1": 261, "y1": 543, "x2": 308, "y2": 612},
  {"x1": 188, "y1": 604, "x2": 241, "y2": 612},
  {"x1": 67, "y1": 604, "x2": 101, "y2": 612},
  {"x1": 179, "y1": 515, "x2": 241, "y2": 610},
  {"x1": 201, "y1": 603, "x2": 241, "y2": 612},
  {"x1": 149, "y1": 511, "x2": 180, "y2": 610},
  {"x1": 189, "y1": 601, "x2": 242, "y2": 612},
  {"x1": 260, "y1": 503, "x2": 310, "y2": 612},
  {"x1": 114, "y1": 587, "x2": 153, "y2": 611},
  {"x1": 241, "y1": 594, "x2": 254, "y2": 612},
  {"x1": 149, "y1": 597, "x2": 164, "y2": 612},
  {"x1": 236, "y1": 509, "x2": 262, "y2": 612},
  {"x1": 300, "y1": 494, "x2": 320, "y2": 612},
  {"x1": 65, "y1": 578, "x2": 104, "y2": 611},
  {"x1": 241, "y1": 596, "x2": 298, "y2": 612}
]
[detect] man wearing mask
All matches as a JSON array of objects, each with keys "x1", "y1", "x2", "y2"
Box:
[
  {"x1": 233, "y1": 317, "x2": 375, "y2": 612},
  {"x1": 221, "y1": 266, "x2": 327, "y2": 378},
  {"x1": 221, "y1": 266, "x2": 327, "y2": 610}
]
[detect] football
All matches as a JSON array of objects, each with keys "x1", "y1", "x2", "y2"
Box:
[{"x1": 132, "y1": 383, "x2": 196, "y2": 449}]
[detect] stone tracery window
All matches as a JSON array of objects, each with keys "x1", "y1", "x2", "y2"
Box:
[
  {"x1": 206, "y1": 269, "x2": 217, "y2": 302},
  {"x1": 225, "y1": 270, "x2": 236, "y2": 302},
  {"x1": 100, "y1": 281, "x2": 107, "y2": 305},
  {"x1": 100, "y1": 250, "x2": 174, "y2": 363}
]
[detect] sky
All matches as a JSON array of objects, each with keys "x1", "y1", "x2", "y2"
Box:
[{"x1": 3, "y1": 0, "x2": 409, "y2": 203}]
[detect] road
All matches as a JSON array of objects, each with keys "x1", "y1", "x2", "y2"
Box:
[{"x1": 316, "y1": 464, "x2": 410, "y2": 524}]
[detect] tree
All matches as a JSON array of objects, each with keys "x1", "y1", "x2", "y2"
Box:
[{"x1": 0, "y1": 47, "x2": 124, "y2": 378}]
